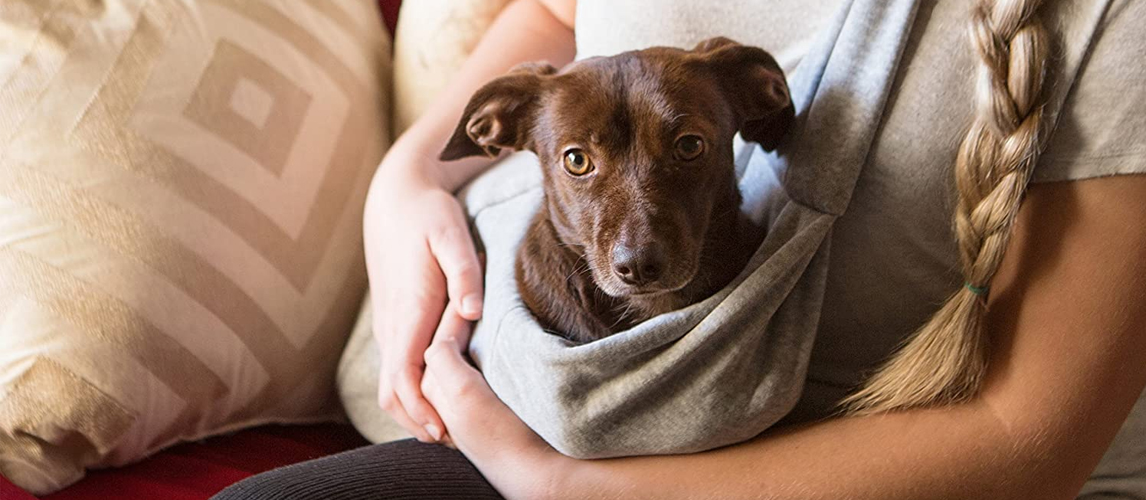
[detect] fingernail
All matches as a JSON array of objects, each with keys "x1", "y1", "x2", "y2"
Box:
[
  {"x1": 461, "y1": 295, "x2": 482, "y2": 317},
  {"x1": 424, "y1": 423, "x2": 443, "y2": 441}
]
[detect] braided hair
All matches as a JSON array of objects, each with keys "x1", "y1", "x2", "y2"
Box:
[{"x1": 845, "y1": 0, "x2": 1052, "y2": 413}]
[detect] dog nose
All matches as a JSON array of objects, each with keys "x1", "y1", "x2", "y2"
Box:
[{"x1": 611, "y1": 243, "x2": 665, "y2": 286}]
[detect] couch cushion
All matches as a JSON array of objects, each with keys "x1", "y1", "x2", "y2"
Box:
[
  {"x1": 0, "y1": 0, "x2": 390, "y2": 494},
  {"x1": 389, "y1": 0, "x2": 511, "y2": 135}
]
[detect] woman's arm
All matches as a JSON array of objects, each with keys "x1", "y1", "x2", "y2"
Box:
[
  {"x1": 422, "y1": 175, "x2": 1146, "y2": 499},
  {"x1": 365, "y1": 0, "x2": 575, "y2": 443}
]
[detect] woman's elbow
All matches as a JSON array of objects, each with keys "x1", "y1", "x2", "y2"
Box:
[{"x1": 533, "y1": 0, "x2": 577, "y2": 29}]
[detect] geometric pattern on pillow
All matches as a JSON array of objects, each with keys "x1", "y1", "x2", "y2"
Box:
[{"x1": 0, "y1": 0, "x2": 390, "y2": 494}]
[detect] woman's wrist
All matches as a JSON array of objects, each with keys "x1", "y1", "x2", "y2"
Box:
[
  {"x1": 456, "y1": 429, "x2": 577, "y2": 500},
  {"x1": 539, "y1": 454, "x2": 580, "y2": 500},
  {"x1": 520, "y1": 449, "x2": 586, "y2": 500},
  {"x1": 377, "y1": 135, "x2": 450, "y2": 189},
  {"x1": 383, "y1": 132, "x2": 499, "y2": 193}
]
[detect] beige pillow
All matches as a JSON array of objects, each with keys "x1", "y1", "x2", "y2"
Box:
[
  {"x1": 337, "y1": 294, "x2": 410, "y2": 444},
  {"x1": 0, "y1": 0, "x2": 390, "y2": 494},
  {"x1": 338, "y1": 0, "x2": 509, "y2": 442},
  {"x1": 390, "y1": 0, "x2": 512, "y2": 135}
]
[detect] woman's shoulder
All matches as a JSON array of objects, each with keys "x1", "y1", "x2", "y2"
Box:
[{"x1": 1036, "y1": 0, "x2": 1146, "y2": 182}]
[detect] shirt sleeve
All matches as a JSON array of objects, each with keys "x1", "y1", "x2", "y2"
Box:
[{"x1": 1034, "y1": 0, "x2": 1146, "y2": 183}]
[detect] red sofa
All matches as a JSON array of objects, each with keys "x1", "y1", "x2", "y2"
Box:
[{"x1": 1, "y1": 2, "x2": 401, "y2": 498}]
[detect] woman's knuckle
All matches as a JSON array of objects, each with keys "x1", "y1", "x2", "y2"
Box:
[
  {"x1": 396, "y1": 366, "x2": 423, "y2": 387},
  {"x1": 451, "y1": 260, "x2": 480, "y2": 280},
  {"x1": 453, "y1": 378, "x2": 479, "y2": 399},
  {"x1": 384, "y1": 372, "x2": 407, "y2": 393},
  {"x1": 424, "y1": 343, "x2": 447, "y2": 365},
  {"x1": 433, "y1": 224, "x2": 468, "y2": 250},
  {"x1": 378, "y1": 393, "x2": 397, "y2": 410},
  {"x1": 404, "y1": 288, "x2": 446, "y2": 312}
]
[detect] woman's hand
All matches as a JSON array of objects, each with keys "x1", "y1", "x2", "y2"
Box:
[
  {"x1": 360, "y1": 0, "x2": 575, "y2": 444},
  {"x1": 421, "y1": 303, "x2": 566, "y2": 500},
  {"x1": 363, "y1": 148, "x2": 484, "y2": 444}
]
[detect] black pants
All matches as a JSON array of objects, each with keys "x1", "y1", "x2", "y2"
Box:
[{"x1": 211, "y1": 439, "x2": 504, "y2": 500}]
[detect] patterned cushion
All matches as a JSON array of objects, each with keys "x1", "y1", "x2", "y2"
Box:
[{"x1": 0, "y1": 0, "x2": 391, "y2": 494}]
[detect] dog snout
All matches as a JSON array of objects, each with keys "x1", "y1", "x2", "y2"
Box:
[{"x1": 611, "y1": 241, "x2": 666, "y2": 287}]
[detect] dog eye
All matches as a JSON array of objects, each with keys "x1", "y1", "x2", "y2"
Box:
[
  {"x1": 563, "y1": 149, "x2": 594, "y2": 176},
  {"x1": 674, "y1": 135, "x2": 705, "y2": 161}
]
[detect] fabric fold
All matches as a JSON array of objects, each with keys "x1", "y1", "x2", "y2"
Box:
[{"x1": 463, "y1": 0, "x2": 923, "y2": 458}]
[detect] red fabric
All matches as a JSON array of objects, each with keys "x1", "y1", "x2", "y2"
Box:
[
  {"x1": 2, "y1": 475, "x2": 38, "y2": 500},
  {"x1": 2, "y1": 424, "x2": 368, "y2": 500},
  {"x1": 379, "y1": 0, "x2": 402, "y2": 36}
]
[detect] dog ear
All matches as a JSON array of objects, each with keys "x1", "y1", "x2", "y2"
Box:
[
  {"x1": 693, "y1": 37, "x2": 794, "y2": 152},
  {"x1": 439, "y1": 62, "x2": 557, "y2": 161}
]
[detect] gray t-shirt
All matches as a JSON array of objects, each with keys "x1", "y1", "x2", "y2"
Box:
[{"x1": 576, "y1": 0, "x2": 1146, "y2": 496}]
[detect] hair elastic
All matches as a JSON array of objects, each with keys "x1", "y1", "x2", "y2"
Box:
[{"x1": 964, "y1": 282, "x2": 989, "y2": 297}]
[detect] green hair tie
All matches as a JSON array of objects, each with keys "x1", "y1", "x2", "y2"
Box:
[{"x1": 964, "y1": 282, "x2": 989, "y2": 296}]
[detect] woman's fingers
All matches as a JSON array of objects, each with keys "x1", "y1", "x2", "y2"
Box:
[
  {"x1": 376, "y1": 367, "x2": 433, "y2": 442},
  {"x1": 379, "y1": 303, "x2": 446, "y2": 440},
  {"x1": 426, "y1": 303, "x2": 475, "y2": 367},
  {"x1": 423, "y1": 305, "x2": 482, "y2": 415},
  {"x1": 373, "y1": 249, "x2": 450, "y2": 441},
  {"x1": 392, "y1": 363, "x2": 445, "y2": 441},
  {"x1": 387, "y1": 250, "x2": 448, "y2": 354},
  {"x1": 428, "y1": 209, "x2": 484, "y2": 321},
  {"x1": 422, "y1": 305, "x2": 553, "y2": 478}
]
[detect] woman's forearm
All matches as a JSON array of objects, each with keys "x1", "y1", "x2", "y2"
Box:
[
  {"x1": 387, "y1": 0, "x2": 576, "y2": 192},
  {"x1": 559, "y1": 404, "x2": 1032, "y2": 500}
]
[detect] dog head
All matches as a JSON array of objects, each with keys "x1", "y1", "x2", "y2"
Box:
[{"x1": 441, "y1": 37, "x2": 793, "y2": 298}]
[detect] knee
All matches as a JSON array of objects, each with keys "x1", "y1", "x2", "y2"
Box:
[{"x1": 210, "y1": 465, "x2": 321, "y2": 500}]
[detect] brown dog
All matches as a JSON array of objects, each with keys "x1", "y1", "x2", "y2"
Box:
[{"x1": 440, "y1": 37, "x2": 794, "y2": 342}]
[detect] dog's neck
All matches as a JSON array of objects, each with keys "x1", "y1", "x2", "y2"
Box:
[{"x1": 516, "y1": 191, "x2": 761, "y2": 343}]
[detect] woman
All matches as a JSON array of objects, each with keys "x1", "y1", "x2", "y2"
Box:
[{"x1": 215, "y1": 0, "x2": 1146, "y2": 498}]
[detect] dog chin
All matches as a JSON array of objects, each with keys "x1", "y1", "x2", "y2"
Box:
[{"x1": 594, "y1": 275, "x2": 692, "y2": 299}]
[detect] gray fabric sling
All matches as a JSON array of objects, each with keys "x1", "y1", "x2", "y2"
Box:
[{"x1": 460, "y1": 0, "x2": 921, "y2": 458}]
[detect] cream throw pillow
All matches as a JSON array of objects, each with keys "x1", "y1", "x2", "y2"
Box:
[
  {"x1": 0, "y1": 0, "x2": 390, "y2": 494},
  {"x1": 338, "y1": 0, "x2": 508, "y2": 443},
  {"x1": 389, "y1": 0, "x2": 512, "y2": 135}
]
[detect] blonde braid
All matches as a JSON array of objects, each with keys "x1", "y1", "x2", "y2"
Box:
[{"x1": 844, "y1": 0, "x2": 1051, "y2": 413}]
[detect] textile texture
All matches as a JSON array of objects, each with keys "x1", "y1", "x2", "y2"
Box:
[
  {"x1": 459, "y1": 0, "x2": 919, "y2": 459},
  {"x1": 211, "y1": 439, "x2": 502, "y2": 500},
  {"x1": 0, "y1": 0, "x2": 391, "y2": 494}
]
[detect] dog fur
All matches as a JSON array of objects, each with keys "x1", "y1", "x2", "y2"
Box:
[{"x1": 441, "y1": 37, "x2": 794, "y2": 342}]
